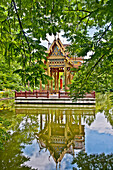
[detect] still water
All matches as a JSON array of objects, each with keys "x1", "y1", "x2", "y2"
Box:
[{"x1": 0, "y1": 94, "x2": 113, "y2": 170}]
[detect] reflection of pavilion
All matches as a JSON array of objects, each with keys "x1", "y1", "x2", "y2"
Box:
[
  {"x1": 33, "y1": 107, "x2": 95, "y2": 167},
  {"x1": 15, "y1": 105, "x2": 95, "y2": 168}
]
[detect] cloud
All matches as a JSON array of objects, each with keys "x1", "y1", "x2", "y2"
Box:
[
  {"x1": 86, "y1": 112, "x2": 113, "y2": 136},
  {"x1": 41, "y1": 31, "x2": 70, "y2": 49}
]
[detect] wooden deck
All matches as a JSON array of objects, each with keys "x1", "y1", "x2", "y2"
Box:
[{"x1": 15, "y1": 91, "x2": 95, "y2": 105}]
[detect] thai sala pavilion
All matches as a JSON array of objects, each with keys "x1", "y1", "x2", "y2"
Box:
[{"x1": 40, "y1": 37, "x2": 84, "y2": 93}]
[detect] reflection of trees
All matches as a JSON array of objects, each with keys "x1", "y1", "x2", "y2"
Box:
[
  {"x1": 0, "y1": 99, "x2": 14, "y2": 111},
  {"x1": 83, "y1": 115, "x2": 95, "y2": 126},
  {"x1": 96, "y1": 93, "x2": 112, "y2": 113},
  {"x1": 96, "y1": 93, "x2": 113, "y2": 126},
  {"x1": 0, "y1": 112, "x2": 39, "y2": 170},
  {"x1": 0, "y1": 100, "x2": 14, "y2": 150},
  {"x1": 72, "y1": 152, "x2": 113, "y2": 170}
]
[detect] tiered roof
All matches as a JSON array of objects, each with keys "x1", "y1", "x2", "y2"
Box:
[{"x1": 46, "y1": 38, "x2": 84, "y2": 68}]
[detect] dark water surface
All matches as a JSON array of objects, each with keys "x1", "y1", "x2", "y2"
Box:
[{"x1": 0, "y1": 95, "x2": 113, "y2": 170}]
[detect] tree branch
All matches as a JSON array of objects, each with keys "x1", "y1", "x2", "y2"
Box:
[
  {"x1": 85, "y1": 54, "x2": 105, "y2": 80},
  {"x1": 64, "y1": 9, "x2": 91, "y2": 13},
  {"x1": 85, "y1": 46, "x2": 112, "y2": 81},
  {"x1": 97, "y1": 23, "x2": 112, "y2": 44},
  {"x1": 12, "y1": 0, "x2": 31, "y2": 64}
]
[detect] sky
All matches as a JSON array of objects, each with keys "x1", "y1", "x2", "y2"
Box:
[
  {"x1": 41, "y1": 29, "x2": 95, "y2": 59},
  {"x1": 41, "y1": 31, "x2": 69, "y2": 49}
]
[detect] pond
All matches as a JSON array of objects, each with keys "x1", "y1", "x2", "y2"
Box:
[{"x1": 0, "y1": 94, "x2": 113, "y2": 170}]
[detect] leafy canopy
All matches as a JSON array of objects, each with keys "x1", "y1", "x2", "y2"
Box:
[
  {"x1": 0, "y1": 0, "x2": 112, "y2": 94},
  {"x1": 61, "y1": 0, "x2": 113, "y2": 98},
  {"x1": 0, "y1": 0, "x2": 66, "y2": 90}
]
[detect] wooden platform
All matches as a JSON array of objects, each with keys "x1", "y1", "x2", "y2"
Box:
[
  {"x1": 15, "y1": 97, "x2": 95, "y2": 105},
  {"x1": 15, "y1": 91, "x2": 95, "y2": 105}
]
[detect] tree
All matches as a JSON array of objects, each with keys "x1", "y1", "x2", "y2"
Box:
[
  {"x1": 0, "y1": 108, "x2": 39, "y2": 169},
  {"x1": 60, "y1": 0, "x2": 113, "y2": 99},
  {"x1": 0, "y1": 54, "x2": 22, "y2": 90},
  {"x1": 0, "y1": 0, "x2": 66, "y2": 89},
  {"x1": 0, "y1": 0, "x2": 112, "y2": 93}
]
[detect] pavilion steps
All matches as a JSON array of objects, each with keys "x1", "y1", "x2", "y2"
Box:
[{"x1": 15, "y1": 97, "x2": 95, "y2": 105}]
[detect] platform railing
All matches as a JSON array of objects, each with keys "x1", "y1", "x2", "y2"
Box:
[
  {"x1": 58, "y1": 91, "x2": 70, "y2": 98},
  {"x1": 15, "y1": 90, "x2": 49, "y2": 98},
  {"x1": 15, "y1": 90, "x2": 95, "y2": 99},
  {"x1": 58, "y1": 91, "x2": 95, "y2": 99}
]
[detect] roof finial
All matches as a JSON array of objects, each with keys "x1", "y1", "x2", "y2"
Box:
[
  {"x1": 54, "y1": 35, "x2": 56, "y2": 41},
  {"x1": 58, "y1": 33, "x2": 59, "y2": 39}
]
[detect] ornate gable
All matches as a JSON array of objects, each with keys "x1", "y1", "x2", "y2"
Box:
[
  {"x1": 50, "y1": 45, "x2": 63, "y2": 56},
  {"x1": 47, "y1": 38, "x2": 74, "y2": 67},
  {"x1": 47, "y1": 38, "x2": 65, "y2": 57}
]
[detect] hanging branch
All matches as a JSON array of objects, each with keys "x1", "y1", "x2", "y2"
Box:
[
  {"x1": 97, "y1": 22, "x2": 112, "y2": 44},
  {"x1": 82, "y1": 48, "x2": 112, "y2": 88},
  {"x1": 85, "y1": 54, "x2": 105, "y2": 80},
  {"x1": 12, "y1": 0, "x2": 32, "y2": 64}
]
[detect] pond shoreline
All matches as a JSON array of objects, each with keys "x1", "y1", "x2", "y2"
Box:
[{"x1": 0, "y1": 97, "x2": 14, "y2": 101}]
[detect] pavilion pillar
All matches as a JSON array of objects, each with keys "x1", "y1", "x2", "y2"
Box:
[
  {"x1": 47, "y1": 61, "x2": 50, "y2": 91},
  {"x1": 57, "y1": 69, "x2": 59, "y2": 93},
  {"x1": 51, "y1": 68, "x2": 53, "y2": 93},
  {"x1": 66, "y1": 71, "x2": 70, "y2": 90},
  {"x1": 67, "y1": 71, "x2": 69, "y2": 85},
  {"x1": 55, "y1": 68, "x2": 57, "y2": 93},
  {"x1": 45, "y1": 84, "x2": 47, "y2": 91},
  {"x1": 44, "y1": 71, "x2": 47, "y2": 91},
  {"x1": 79, "y1": 115, "x2": 82, "y2": 134},
  {"x1": 40, "y1": 80, "x2": 42, "y2": 92},
  {"x1": 69, "y1": 72, "x2": 71, "y2": 84},
  {"x1": 64, "y1": 60, "x2": 67, "y2": 91}
]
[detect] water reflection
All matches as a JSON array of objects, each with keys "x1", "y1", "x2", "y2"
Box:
[
  {"x1": 1, "y1": 102, "x2": 113, "y2": 170},
  {"x1": 15, "y1": 105, "x2": 95, "y2": 169},
  {"x1": 0, "y1": 94, "x2": 113, "y2": 169}
]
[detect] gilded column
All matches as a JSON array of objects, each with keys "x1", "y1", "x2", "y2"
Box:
[
  {"x1": 45, "y1": 71, "x2": 47, "y2": 91},
  {"x1": 57, "y1": 69, "x2": 59, "y2": 93},
  {"x1": 47, "y1": 60, "x2": 50, "y2": 91},
  {"x1": 55, "y1": 68, "x2": 56, "y2": 93},
  {"x1": 69, "y1": 71, "x2": 71, "y2": 84},
  {"x1": 51, "y1": 68, "x2": 53, "y2": 93},
  {"x1": 64, "y1": 60, "x2": 67, "y2": 91}
]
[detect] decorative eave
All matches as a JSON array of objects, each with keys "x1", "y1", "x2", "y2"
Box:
[
  {"x1": 65, "y1": 56, "x2": 74, "y2": 67},
  {"x1": 57, "y1": 38, "x2": 65, "y2": 51},
  {"x1": 48, "y1": 39, "x2": 56, "y2": 54}
]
